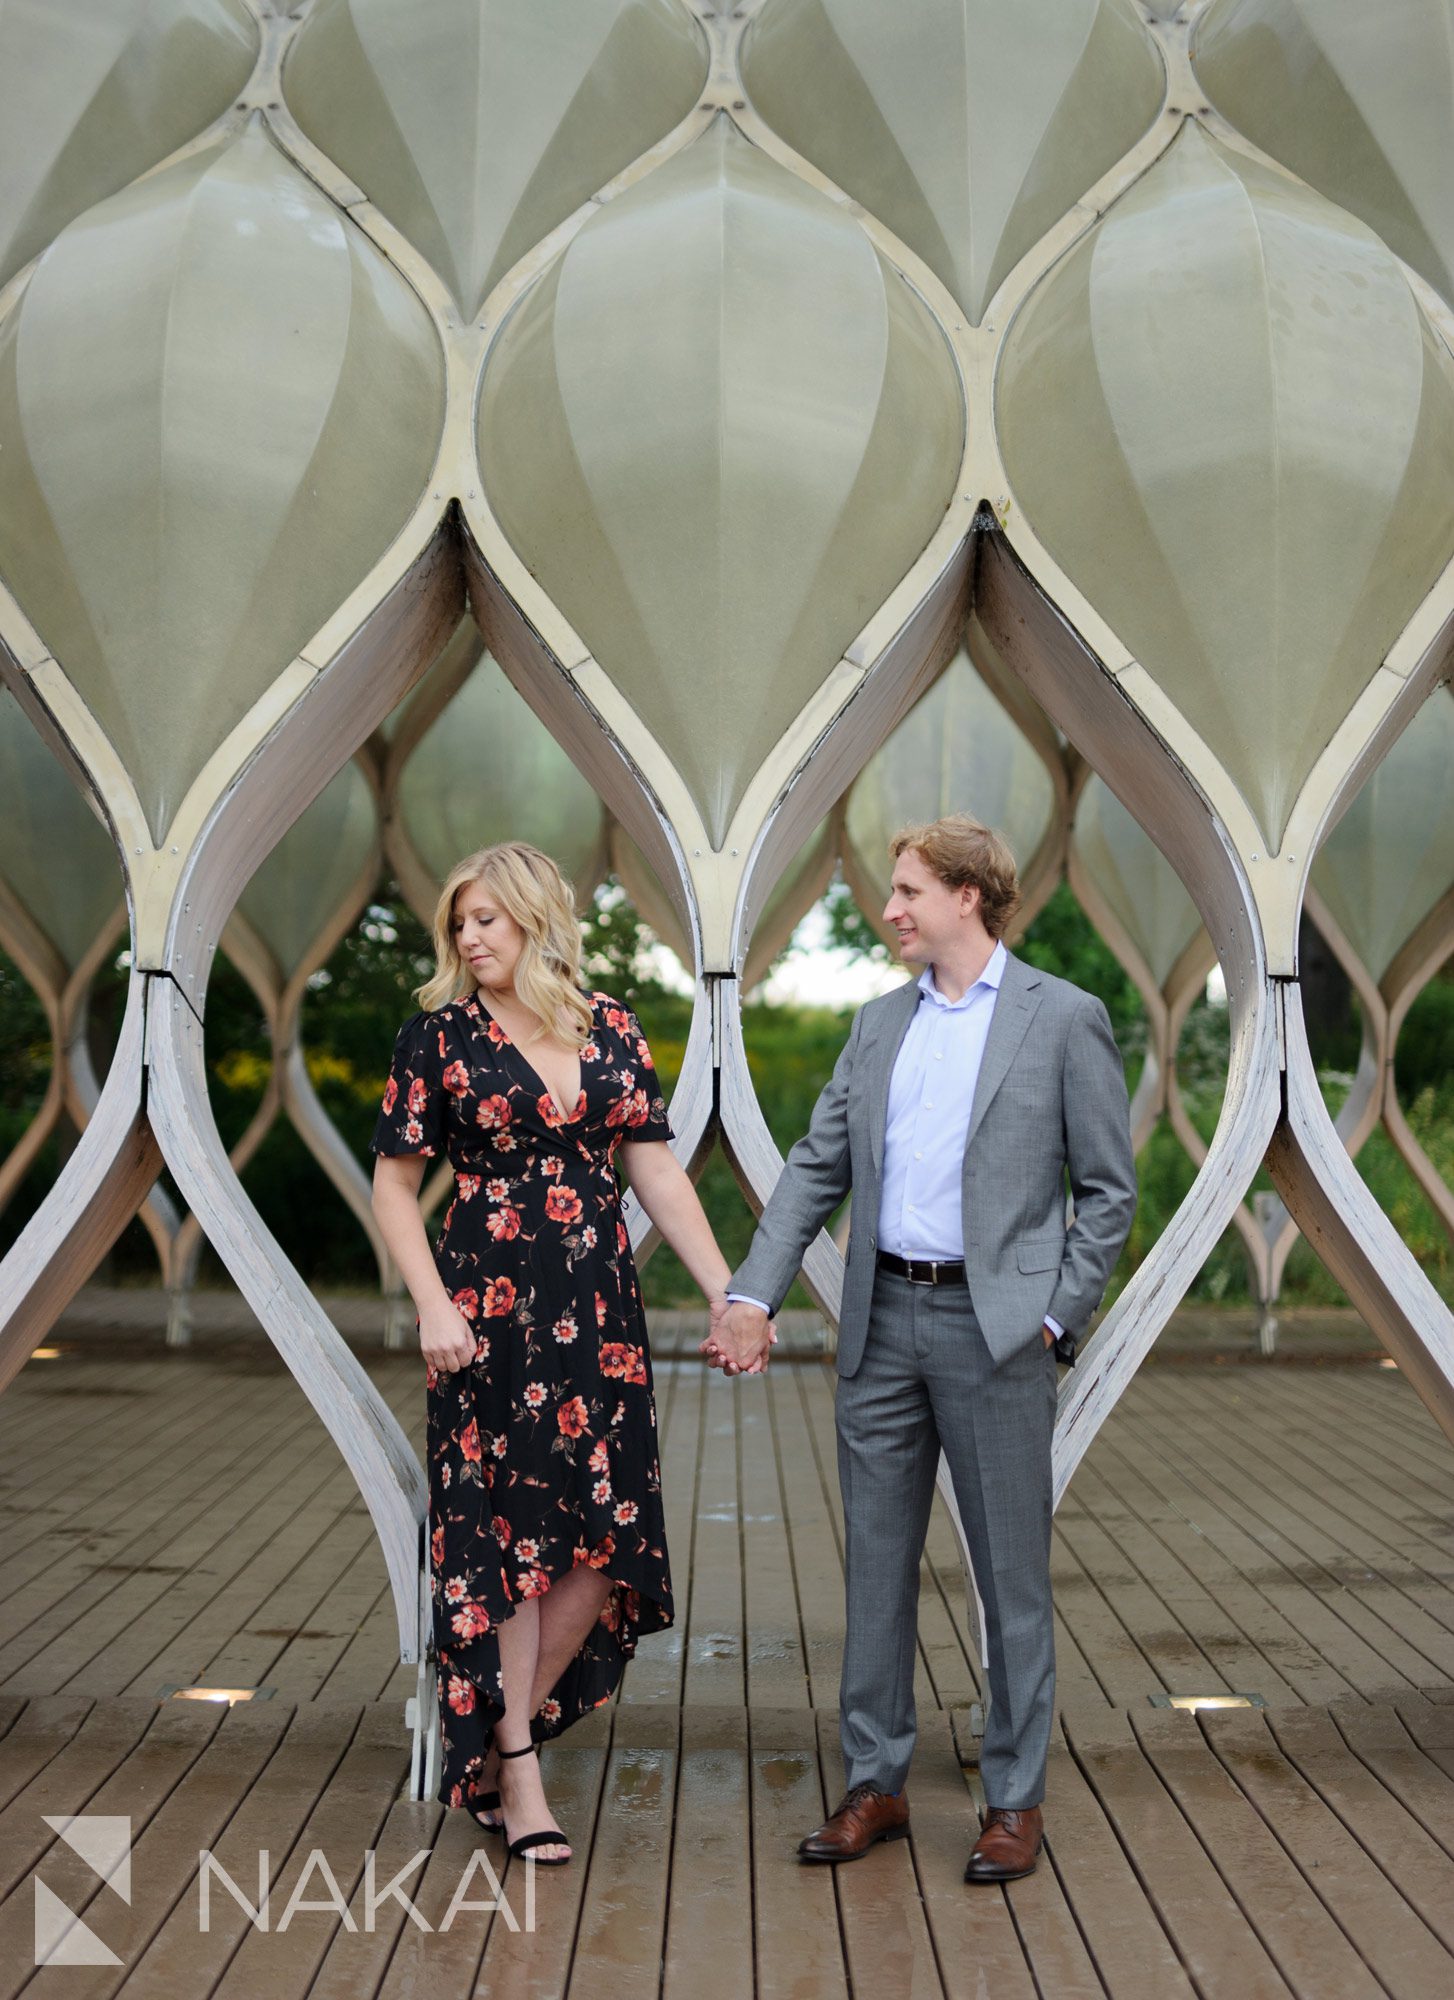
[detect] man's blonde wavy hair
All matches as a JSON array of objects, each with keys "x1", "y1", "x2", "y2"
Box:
[
  {"x1": 416, "y1": 841, "x2": 593, "y2": 1048},
  {"x1": 889, "y1": 812, "x2": 1022, "y2": 939}
]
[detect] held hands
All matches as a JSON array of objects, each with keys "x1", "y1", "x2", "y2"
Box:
[{"x1": 701, "y1": 1295, "x2": 777, "y2": 1377}]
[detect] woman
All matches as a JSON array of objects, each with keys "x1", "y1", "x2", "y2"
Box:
[{"x1": 370, "y1": 840, "x2": 747, "y2": 1866}]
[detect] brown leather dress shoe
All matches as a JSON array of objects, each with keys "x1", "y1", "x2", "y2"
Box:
[
  {"x1": 964, "y1": 1804, "x2": 1044, "y2": 1882},
  {"x1": 798, "y1": 1781, "x2": 910, "y2": 1862}
]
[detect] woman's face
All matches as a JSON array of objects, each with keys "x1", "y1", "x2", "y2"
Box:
[{"x1": 453, "y1": 878, "x2": 526, "y2": 994}]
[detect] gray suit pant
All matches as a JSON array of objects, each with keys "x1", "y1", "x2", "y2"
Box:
[{"x1": 835, "y1": 1267, "x2": 1058, "y2": 1809}]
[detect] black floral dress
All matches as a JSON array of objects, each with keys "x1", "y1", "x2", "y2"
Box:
[{"x1": 370, "y1": 988, "x2": 675, "y2": 1811}]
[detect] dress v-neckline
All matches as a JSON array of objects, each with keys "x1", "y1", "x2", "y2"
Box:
[{"x1": 469, "y1": 996, "x2": 585, "y2": 1125}]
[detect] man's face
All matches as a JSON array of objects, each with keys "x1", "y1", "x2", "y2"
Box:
[{"x1": 882, "y1": 846, "x2": 976, "y2": 964}]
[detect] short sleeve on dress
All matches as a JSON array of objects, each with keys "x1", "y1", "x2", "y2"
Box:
[
  {"x1": 625, "y1": 1008, "x2": 674, "y2": 1143},
  {"x1": 371, "y1": 1011, "x2": 449, "y2": 1159}
]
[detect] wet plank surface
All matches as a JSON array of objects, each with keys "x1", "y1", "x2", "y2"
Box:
[{"x1": 1, "y1": 1322, "x2": 1452, "y2": 1996}]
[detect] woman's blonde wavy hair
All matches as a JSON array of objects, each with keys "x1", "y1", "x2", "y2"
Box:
[{"x1": 415, "y1": 841, "x2": 593, "y2": 1048}]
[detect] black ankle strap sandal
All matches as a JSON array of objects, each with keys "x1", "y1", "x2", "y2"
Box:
[{"x1": 494, "y1": 1742, "x2": 571, "y2": 1864}]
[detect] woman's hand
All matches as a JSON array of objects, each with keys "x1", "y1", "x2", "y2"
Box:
[{"x1": 418, "y1": 1297, "x2": 477, "y2": 1375}]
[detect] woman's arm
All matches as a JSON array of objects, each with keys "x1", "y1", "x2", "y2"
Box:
[
  {"x1": 371, "y1": 1155, "x2": 475, "y2": 1373},
  {"x1": 617, "y1": 1140, "x2": 732, "y2": 1303}
]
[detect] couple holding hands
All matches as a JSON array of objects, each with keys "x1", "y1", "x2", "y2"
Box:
[{"x1": 371, "y1": 816, "x2": 1136, "y2": 1878}]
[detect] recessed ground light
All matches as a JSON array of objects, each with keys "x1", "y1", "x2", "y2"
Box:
[
  {"x1": 31, "y1": 1348, "x2": 63, "y2": 1359},
  {"x1": 157, "y1": 1684, "x2": 275, "y2": 1704},
  {"x1": 1378, "y1": 1357, "x2": 1399, "y2": 1370},
  {"x1": 1149, "y1": 1692, "x2": 1267, "y2": 1711}
]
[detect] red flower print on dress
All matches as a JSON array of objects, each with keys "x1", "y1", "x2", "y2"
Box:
[
  {"x1": 605, "y1": 1006, "x2": 631, "y2": 1034},
  {"x1": 544, "y1": 1185, "x2": 583, "y2": 1225},
  {"x1": 381, "y1": 1075, "x2": 398, "y2": 1115},
  {"x1": 473, "y1": 1332, "x2": 491, "y2": 1365},
  {"x1": 408, "y1": 1075, "x2": 429, "y2": 1115},
  {"x1": 524, "y1": 1381, "x2": 547, "y2": 1408},
  {"x1": 558, "y1": 1395, "x2": 589, "y2": 1438},
  {"x1": 475, "y1": 1094, "x2": 512, "y2": 1131},
  {"x1": 431, "y1": 1524, "x2": 445, "y2": 1568},
  {"x1": 595, "y1": 1292, "x2": 608, "y2": 1327},
  {"x1": 617, "y1": 1221, "x2": 629, "y2": 1253},
  {"x1": 403, "y1": 1115, "x2": 426, "y2": 1145},
  {"x1": 538, "y1": 1092, "x2": 568, "y2": 1129},
  {"x1": 483, "y1": 1277, "x2": 516, "y2": 1316},
  {"x1": 492, "y1": 1515, "x2": 512, "y2": 1548},
  {"x1": 586, "y1": 1533, "x2": 616, "y2": 1568},
  {"x1": 627, "y1": 1350, "x2": 647, "y2": 1385},
  {"x1": 442, "y1": 1059, "x2": 470, "y2": 1097},
  {"x1": 451, "y1": 1287, "x2": 479, "y2": 1320},
  {"x1": 486, "y1": 1178, "x2": 510, "y2": 1200},
  {"x1": 614, "y1": 1500, "x2": 638, "y2": 1525},
  {"x1": 455, "y1": 1173, "x2": 481, "y2": 1200},
  {"x1": 600, "y1": 1342, "x2": 633, "y2": 1379},
  {"x1": 516, "y1": 1538, "x2": 540, "y2": 1565},
  {"x1": 588, "y1": 1438, "x2": 609, "y2": 1473},
  {"x1": 445, "y1": 1673, "x2": 477, "y2": 1716},
  {"x1": 624, "y1": 1089, "x2": 650, "y2": 1128},
  {"x1": 636, "y1": 1036, "x2": 654, "y2": 1069},
  {"x1": 541, "y1": 1156, "x2": 565, "y2": 1178},
  {"x1": 592, "y1": 1476, "x2": 612, "y2": 1504},
  {"x1": 553, "y1": 1314, "x2": 578, "y2": 1344},
  {"x1": 450, "y1": 1600, "x2": 491, "y2": 1640},
  {"x1": 539, "y1": 1697, "x2": 562, "y2": 1724},
  {"x1": 460, "y1": 1419, "x2": 481, "y2": 1463},
  {"x1": 518, "y1": 1566, "x2": 549, "y2": 1598},
  {"x1": 486, "y1": 1207, "x2": 521, "y2": 1241},
  {"x1": 486, "y1": 1018, "x2": 509, "y2": 1046}
]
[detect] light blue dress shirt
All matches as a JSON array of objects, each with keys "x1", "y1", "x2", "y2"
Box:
[{"x1": 729, "y1": 938, "x2": 1063, "y2": 1338}]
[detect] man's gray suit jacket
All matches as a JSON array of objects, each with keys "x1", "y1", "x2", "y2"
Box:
[{"x1": 730, "y1": 948, "x2": 1138, "y2": 1375}]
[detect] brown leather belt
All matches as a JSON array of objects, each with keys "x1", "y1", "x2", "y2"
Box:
[{"x1": 876, "y1": 1250, "x2": 967, "y2": 1286}]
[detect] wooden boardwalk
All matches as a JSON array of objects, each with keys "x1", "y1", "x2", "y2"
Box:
[{"x1": 2, "y1": 1310, "x2": 1453, "y2": 1997}]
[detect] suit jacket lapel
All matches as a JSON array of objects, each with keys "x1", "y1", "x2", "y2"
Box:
[
  {"x1": 868, "y1": 976, "x2": 921, "y2": 1175},
  {"x1": 962, "y1": 949, "x2": 1042, "y2": 1159}
]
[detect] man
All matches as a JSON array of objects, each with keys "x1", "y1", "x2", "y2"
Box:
[{"x1": 705, "y1": 813, "x2": 1136, "y2": 1882}]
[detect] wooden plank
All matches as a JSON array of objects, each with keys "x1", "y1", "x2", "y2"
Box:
[
  {"x1": 107, "y1": 1702, "x2": 368, "y2": 2000},
  {"x1": 1069, "y1": 1444, "x2": 1304, "y2": 1705},
  {"x1": 567, "y1": 1704, "x2": 677, "y2": 1995},
  {"x1": 1084, "y1": 1416, "x2": 1354, "y2": 1705},
  {"x1": 367, "y1": 1708, "x2": 611, "y2": 2000},
  {"x1": 1328, "y1": 1701, "x2": 1454, "y2": 1869},
  {"x1": 661, "y1": 1707, "x2": 753, "y2": 2000},
  {"x1": 1030, "y1": 1717, "x2": 1195, "y2": 2000},
  {"x1": 682, "y1": 1371, "x2": 745, "y2": 1708},
  {"x1": 1266, "y1": 1706, "x2": 1454, "y2": 1957},
  {"x1": 621, "y1": 1358, "x2": 695, "y2": 1705},
  {"x1": 1047, "y1": 1526, "x2": 1169, "y2": 1705},
  {"x1": 1112, "y1": 1397, "x2": 1423, "y2": 1700},
  {"x1": 0, "y1": 1363, "x2": 299, "y2": 1612},
  {"x1": 1054, "y1": 1502, "x2": 1227, "y2": 1697},
  {"x1": 1062, "y1": 1708, "x2": 1294, "y2": 1999},
  {"x1": 816, "y1": 1709, "x2": 945, "y2": 2000},
  {"x1": 2, "y1": 1695, "x2": 238, "y2": 1999},
  {"x1": 737, "y1": 1376, "x2": 811, "y2": 1708},
  {"x1": 769, "y1": 1370, "x2": 847, "y2": 1709},
  {"x1": 1202, "y1": 1706, "x2": 1454, "y2": 2000},
  {"x1": 910, "y1": 1710, "x2": 1040, "y2": 2000},
  {"x1": 6, "y1": 1408, "x2": 370, "y2": 1698},
  {"x1": 1134, "y1": 1376, "x2": 1454, "y2": 1685},
  {"x1": 1128, "y1": 1704, "x2": 1382, "y2": 2000},
  {"x1": 747, "y1": 1707, "x2": 849, "y2": 2000}
]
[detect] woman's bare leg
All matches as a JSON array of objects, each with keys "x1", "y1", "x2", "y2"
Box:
[
  {"x1": 491, "y1": 1596, "x2": 570, "y2": 1859},
  {"x1": 475, "y1": 1567, "x2": 617, "y2": 1835}
]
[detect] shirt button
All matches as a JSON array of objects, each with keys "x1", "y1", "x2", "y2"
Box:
[
  {"x1": 934, "y1": 1052, "x2": 943, "y2": 1061},
  {"x1": 914, "y1": 1151, "x2": 923, "y2": 1160},
  {"x1": 925, "y1": 1102, "x2": 934, "y2": 1110}
]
